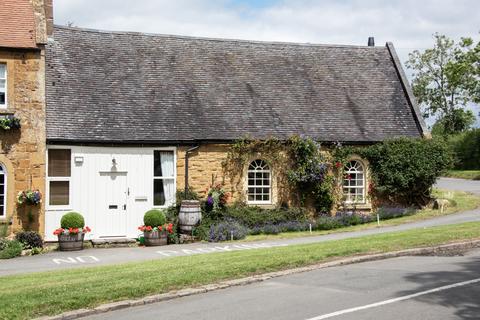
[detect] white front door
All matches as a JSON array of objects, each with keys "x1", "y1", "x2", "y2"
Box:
[{"x1": 97, "y1": 171, "x2": 128, "y2": 237}]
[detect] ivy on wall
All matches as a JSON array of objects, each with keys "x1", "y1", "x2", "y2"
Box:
[{"x1": 223, "y1": 135, "x2": 343, "y2": 213}]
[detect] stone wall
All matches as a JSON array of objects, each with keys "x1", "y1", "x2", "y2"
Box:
[
  {"x1": 0, "y1": 48, "x2": 46, "y2": 236},
  {"x1": 175, "y1": 144, "x2": 372, "y2": 213},
  {"x1": 176, "y1": 144, "x2": 289, "y2": 208}
]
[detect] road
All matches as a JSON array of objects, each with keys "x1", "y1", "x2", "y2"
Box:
[
  {"x1": 1, "y1": 178, "x2": 479, "y2": 276},
  {"x1": 87, "y1": 248, "x2": 480, "y2": 320},
  {"x1": 436, "y1": 177, "x2": 480, "y2": 195}
]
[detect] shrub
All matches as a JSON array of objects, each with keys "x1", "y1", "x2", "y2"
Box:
[
  {"x1": 208, "y1": 219, "x2": 248, "y2": 242},
  {"x1": 143, "y1": 209, "x2": 166, "y2": 227},
  {"x1": 15, "y1": 231, "x2": 43, "y2": 249},
  {"x1": 314, "y1": 216, "x2": 343, "y2": 230},
  {"x1": 60, "y1": 212, "x2": 85, "y2": 229},
  {"x1": 261, "y1": 224, "x2": 281, "y2": 235},
  {"x1": 447, "y1": 129, "x2": 480, "y2": 170},
  {"x1": 193, "y1": 218, "x2": 214, "y2": 241},
  {"x1": 376, "y1": 207, "x2": 416, "y2": 220},
  {"x1": 361, "y1": 137, "x2": 453, "y2": 206},
  {"x1": 0, "y1": 239, "x2": 22, "y2": 259},
  {"x1": 223, "y1": 205, "x2": 309, "y2": 228}
]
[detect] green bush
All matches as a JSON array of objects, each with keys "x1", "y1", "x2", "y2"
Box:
[
  {"x1": 0, "y1": 239, "x2": 22, "y2": 259},
  {"x1": 447, "y1": 129, "x2": 480, "y2": 170},
  {"x1": 361, "y1": 137, "x2": 453, "y2": 206},
  {"x1": 60, "y1": 212, "x2": 85, "y2": 229},
  {"x1": 144, "y1": 209, "x2": 166, "y2": 227}
]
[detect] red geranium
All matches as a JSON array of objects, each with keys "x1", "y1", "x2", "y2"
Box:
[
  {"x1": 335, "y1": 161, "x2": 342, "y2": 168},
  {"x1": 53, "y1": 228, "x2": 64, "y2": 236}
]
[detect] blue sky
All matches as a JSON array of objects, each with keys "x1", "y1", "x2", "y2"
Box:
[{"x1": 54, "y1": 0, "x2": 479, "y2": 127}]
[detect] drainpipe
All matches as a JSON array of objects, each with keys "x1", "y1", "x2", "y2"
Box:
[{"x1": 185, "y1": 145, "x2": 200, "y2": 195}]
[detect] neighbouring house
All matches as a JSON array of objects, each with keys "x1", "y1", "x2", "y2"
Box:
[
  {"x1": 43, "y1": 25, "x2": 428, "y2": 241},
  {"x1": 0, "y1": 0, "x2": 52, "y2": 237}
]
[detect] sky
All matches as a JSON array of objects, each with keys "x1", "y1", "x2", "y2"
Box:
[{"x1": 53, "y1": 0, "x2": 480, "y2": 127}]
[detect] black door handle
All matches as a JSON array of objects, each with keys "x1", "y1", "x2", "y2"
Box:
[{"x1": 123, "y1": 204, "x2": 126, "y2": 210}]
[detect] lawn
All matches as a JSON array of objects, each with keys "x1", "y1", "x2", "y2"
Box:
[
  {"x1": 443, "y1": 170, "x2": 480, "y2": 180},
  {"x1": 2, "y1": 222, "x2": 480, "y2": 319},
  {"x1": 244, "y1": 189, "x2": 480, "y2": 242}
]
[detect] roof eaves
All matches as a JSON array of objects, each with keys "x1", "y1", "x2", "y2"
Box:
[{"x1": 386, "y1": 42, "x2": 430, "y2": 138}]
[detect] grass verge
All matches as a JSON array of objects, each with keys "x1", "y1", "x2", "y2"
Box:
[
  {"x1": 2, "y1": 222, "x2": 480, "y2": 319},
  {"x1": 443, "y1": 170, "x2": 480, "y2": 180},
  {"x1": 244, "y1": 189, "x2": 480, "y2": 241}
]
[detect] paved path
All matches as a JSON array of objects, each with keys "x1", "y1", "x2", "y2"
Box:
[
  {"x1": 436, "y1": 177, "x2": 480, "y2": 195},
  {"x1": 1, "y1": 178, "x2": 479, "y2": 277},
  {"x1": 87, "y1": 248, "x2": 480, "y2": 320}
]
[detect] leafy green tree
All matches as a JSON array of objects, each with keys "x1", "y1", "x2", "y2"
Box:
[{"x1": 406, "y1": 34, "x2": 479, "y2": 135}]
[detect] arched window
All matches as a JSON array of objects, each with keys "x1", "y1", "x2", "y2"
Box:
[
  {"x1": 247, "y1": 159, "x2": 271, "y2": 204},
  {"x1": 0, "y1": 164, "x2": 6, "y2": 217},
  {"x1": 343, "y1": 160, "x2": 365, "y2": 203}
]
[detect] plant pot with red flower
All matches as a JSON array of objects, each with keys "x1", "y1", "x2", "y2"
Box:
[
  {"x1": 53, "y1": 212, "x2": 91, "y2": 251},
  {"x1": 139, "y1": 209, "x2": 173, "y2": 246}
]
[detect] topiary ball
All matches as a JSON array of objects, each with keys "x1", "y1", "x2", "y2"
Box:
[
  {"x1": 143, "y1": 209, "x2": 166, "y2": 227},
  {"x1": 60, "y1": 212, "x2": 85, "y2": 229}
]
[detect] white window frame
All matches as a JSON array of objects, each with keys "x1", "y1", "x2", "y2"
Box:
[
  {"x1": 247, "y1": 159, "x2": 272, "y2": 205},
  {"x1": 0, "y1": 163, "x2": 6, "y2": 218},
  {"x1": 46, "y1": 147, "x2": 72, "y2": 210},
  {"x1": 343, "y1": 160, "x2": 366, "y2": 204},
  {"x1": 0, "y1": 63, "x2": 7, "y2": 109},
  {"x1": 152, "y1": 148, "x2": 177, "y2": 208}
]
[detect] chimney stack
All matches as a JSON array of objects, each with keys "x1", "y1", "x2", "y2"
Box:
[
  {"x1": 44, "y1": 0, "x2": 54, "y2": 37},
  {"x1": 368, "y1": 37, "x2": 375, "y2": 47}
]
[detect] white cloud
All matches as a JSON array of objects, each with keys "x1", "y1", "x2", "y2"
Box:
[{"x1": 53, "y1": 0, "x2": 480, "y2": 125}]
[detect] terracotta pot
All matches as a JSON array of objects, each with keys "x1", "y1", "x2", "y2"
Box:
[
  {"x1": 58, "y1": 232, "x2": 85, "y2": 251},
  {"x1": 144, "y1": 229, "x2": 168, "y2": 246}
]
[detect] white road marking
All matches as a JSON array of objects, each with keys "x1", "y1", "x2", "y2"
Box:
[
  {"x1": 305, "y1": 277, "x2": 480, "y2": 320},
  {"x1": 156, "y1": 243, "x2": 289, "y2": 256},
  {"x1": 53, "y1": 256, "x2": 99, "y2": 265}
]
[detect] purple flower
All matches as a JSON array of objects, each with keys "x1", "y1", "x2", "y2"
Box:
[{"x1": 207, "y1": 196, "x2": 214, "y2": 205}]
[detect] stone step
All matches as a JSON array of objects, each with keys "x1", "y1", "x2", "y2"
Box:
[{"x1": 91, "y1": 237, "x2": 137, "y2": 248}]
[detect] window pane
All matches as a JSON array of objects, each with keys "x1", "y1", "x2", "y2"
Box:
[
  {"x1": 153, "y1": 178, "x2": 174, "y2": 206},
  {"x1": 48, "y1": 149, "x2": 71, "y2": 177},
  {"x1": 0, "y1": 79, "x2": 5, "y2": 89},
  {"x1": 0, "y1": 92, "x2": 4, "y2": 105},
  {"x1": 0, "y1": 64, "x2": 5, "y2": 78},
  {"x1": 154, "y1": 151, "x2": 174, "y2": 177},
  {"x1": 49, "y1": 181, "x2": 69, "y2": 205},
  {"x1": 153, "y1": 179, "x2": 165, "y2": 206}
]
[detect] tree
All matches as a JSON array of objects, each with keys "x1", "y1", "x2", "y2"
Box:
[{"x1": 406, "y1": 34, "x2": 480, "y2": 135}]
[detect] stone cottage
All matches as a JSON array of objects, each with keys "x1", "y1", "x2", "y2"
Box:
[
  {"x1": 0, "y1": 1, "x2": 428, "y2": 241},
  {"x1": 43, "y1": 26, "x2": 427, "y2": 240},
  {"x1": 0, "y1": 0, "x2": 52, "y2": 237}
]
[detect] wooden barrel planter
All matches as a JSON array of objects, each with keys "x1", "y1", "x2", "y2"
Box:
[
  {"x1": 144, "y1": 230, "x2": 168, "y2": 247},
  {"x1": 58, "y1": 232, "x2": 85, "y2": 251},
  {"x1": 179, "y1": 200, "x2": 202, "y2": 234}
]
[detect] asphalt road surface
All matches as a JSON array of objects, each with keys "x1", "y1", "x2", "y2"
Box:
[{"x1": 87, "y1": 248, "x2": 480, "y2": 320}]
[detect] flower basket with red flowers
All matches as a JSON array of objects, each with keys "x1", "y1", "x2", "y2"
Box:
[
  {"x1": 54, "y1": 212, "x2": 91, "y2": 251},
  {"x1": 139, "y1": 209, "x2": 172, "y2": 246}
]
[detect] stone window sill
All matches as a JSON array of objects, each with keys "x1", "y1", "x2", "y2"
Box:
[{"x1": 0, "y1": 109, "x2": 15, "y2": 115}]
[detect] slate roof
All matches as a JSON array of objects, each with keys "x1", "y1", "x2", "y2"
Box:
[{"x1": 46, "y1": 26, "x2": 427, "y2": 144}]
